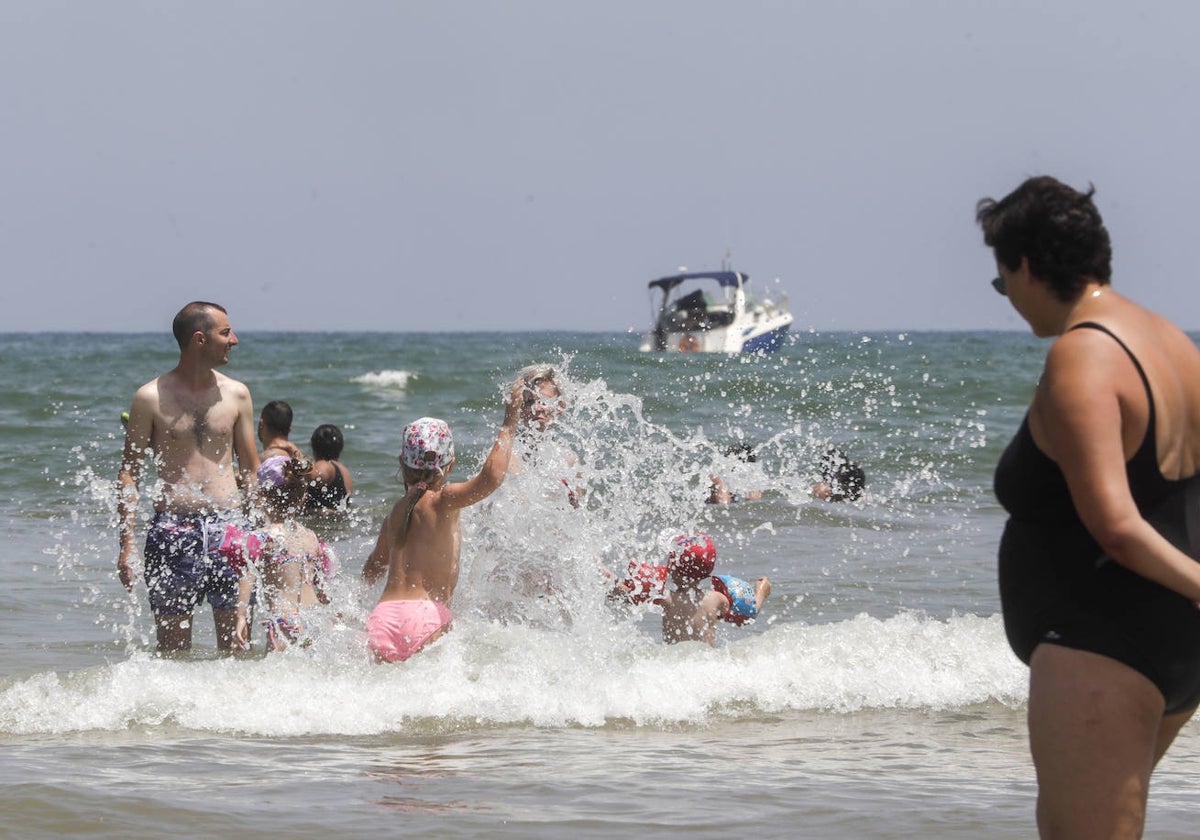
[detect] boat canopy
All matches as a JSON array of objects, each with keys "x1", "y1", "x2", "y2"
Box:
[{"x1": 647, "y1": 271, "x2": 749, "y2": 293}]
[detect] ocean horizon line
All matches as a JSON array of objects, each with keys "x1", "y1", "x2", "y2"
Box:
[{"x1": 0, "y1": 327, "x2": 1033, "y2": 337}]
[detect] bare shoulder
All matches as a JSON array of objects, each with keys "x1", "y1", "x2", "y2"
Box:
[
  {"x1": 1047, "y1": 321, "x2": 1123, "y2": 360},
  {"x1": 134, "y1": 373, "x2": 162, "y2": 394},
  {"x1": 131, "y1": 376, "x2": 161, "y2": 406},
  {"x1": 703, "y1": 589, "x2": 730, "y2": 613},
  {"x1": 436, "y1": 476, "x2": 487, "y2": 511},
  {"x1": 1043, "y1": 324, "x2": 1130, "y2": 390},
  {"x1": 1152, "y1": 310, "x2": 1200, "y2": 361},
  {"x1": 1035, "y1": 319, "x2": 1145, "y2": 454},
  {"x1": 215, "y1": 370, "x2": 252, "y2": 399},
  {"x1": 384, "y1": 489, "x2": 439, "y2": 530},
  {"x1": 314, "y1": 459, "x2": 337, "y2": 481},
  {"x1": 127, "y1": 375, "x2": 171, "y2": 425}
]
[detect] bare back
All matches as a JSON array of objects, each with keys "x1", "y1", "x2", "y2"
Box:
[
  {"x1": 361, "y1": 382, "x2": 523, "y2": 606},
  {"x1": 375, "y1": 492, "x2": 463, "y2": 604},
  {"x1": 661, "y1": 585, "x2": 720, "y2": 645},
  {"x1": 1031, "y1": 292, "x2": 1200, "y2": 481},
  {"x1": 1134, "y1": 308, "x2": 1200, "y2": 479},
  {"x1": 259, "y1": 521, "x2": 324, "y2": 614}
]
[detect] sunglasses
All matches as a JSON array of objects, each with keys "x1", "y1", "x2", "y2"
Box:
[{"x1": 991, "y1": 276, "x2": 1007, "y2": 296}]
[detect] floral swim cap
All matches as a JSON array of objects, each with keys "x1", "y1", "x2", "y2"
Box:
[{"x1": 401, "y1": 417, "x2": 454, "y2": 473}]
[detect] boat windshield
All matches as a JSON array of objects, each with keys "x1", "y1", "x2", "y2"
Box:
[
  {"x1": 656, "y1": 279, "x2": 737, "y2": 331},
  {"x1": 663, "y1": 279, "x2": 735, "y2": 311}
]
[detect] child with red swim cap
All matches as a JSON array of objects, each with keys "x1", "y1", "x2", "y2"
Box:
[{"x1": 616, "y1": 533, "x2": 771, "y2": 645}]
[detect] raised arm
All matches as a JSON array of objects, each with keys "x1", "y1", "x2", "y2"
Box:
[{"x1": 440, "y1": 381, "x2": 524, "y2": 510}]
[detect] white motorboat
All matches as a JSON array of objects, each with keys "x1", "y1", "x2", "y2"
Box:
[{"x1": 638, "y1": 270, "x2": 792, "y2": 353}]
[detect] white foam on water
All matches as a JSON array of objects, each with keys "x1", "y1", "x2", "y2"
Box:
[
  {"x1": 351, "y1": 369, "x2": 417, "y2": 391},
  {"x1": 0, "y1": 611, "x2": 1024, "y2": 736}
]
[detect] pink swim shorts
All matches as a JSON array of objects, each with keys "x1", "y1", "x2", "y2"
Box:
[{"x1": 366, "y1": 599, "x2": 454, "y2": 663}]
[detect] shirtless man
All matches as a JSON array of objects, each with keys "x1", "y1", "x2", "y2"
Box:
[{"x1": 117, "y1": 301, "x2": 260, "y2": 653}]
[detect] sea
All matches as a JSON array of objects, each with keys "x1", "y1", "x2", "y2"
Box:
[{"x1": 3, "y1": 329, "x2": 1199, "y2": 839}]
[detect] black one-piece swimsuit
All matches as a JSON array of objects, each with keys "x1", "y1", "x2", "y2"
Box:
[{"x1": 994, "y1": 322, "x2": 1200, "y2": 713}]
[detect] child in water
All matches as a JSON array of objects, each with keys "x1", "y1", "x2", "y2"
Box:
[
  {"x1": 232, "y1": 454, "x2": 338, "y2": 652},
  {"x1": 614, "y1": 533, "x2": 771, "y2": 645},
  {"x1": 361, "y1": 382, "x2": 523, "y2": 663}
]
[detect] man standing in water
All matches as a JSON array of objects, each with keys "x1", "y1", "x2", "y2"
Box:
[{"x1": 117, "y1": 301, "x2": 260, "y2": 653}]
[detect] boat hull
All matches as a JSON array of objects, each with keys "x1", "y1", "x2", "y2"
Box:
[
  {"x1": 741, "y1": 323, "x2": 790, "y2": 353},
  {"x1": 638, "y1": 317, "x2": 792, "y2": 354}
]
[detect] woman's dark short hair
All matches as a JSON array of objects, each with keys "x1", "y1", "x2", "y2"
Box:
[
  {"x1": 976, "y1": 176, "x2": 1112, "y2": 302},
  {"x1": 310, "y1": 424, "x2": 344, "y2": 460}
]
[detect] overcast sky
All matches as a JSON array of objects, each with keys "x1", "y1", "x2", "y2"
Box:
[{"x1": 3, "y1": 2, "x2": 1199, "y2": 334}]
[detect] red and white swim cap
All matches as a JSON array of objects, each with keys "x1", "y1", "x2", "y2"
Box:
[{"x1": 667, "y1": 532, "x2": 717, "y2": 579}]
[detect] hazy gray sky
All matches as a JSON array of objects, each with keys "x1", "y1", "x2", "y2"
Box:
[{"x1": 3, "y1": 2, "x2": 1199, "y2": 334}]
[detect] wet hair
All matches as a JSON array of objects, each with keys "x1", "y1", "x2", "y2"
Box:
[
  {"x1": 262, "y1": 454, "x2": 314, "y2": 518},
  {"x1": 820, "y1": 447, "x2": 866, "y2": 502},
  {"x1": 976, "y1": 176, "x2": 1112, "y2": 303},
  {"x1": 724, "y1": 443, "x2": 757, "y2": 463},
  {"x1": 171, "y1": 301, "x2": 227, "y2": 350},
  {"x1": 396, "y1": 463, "x2": 443, "y2": 548},
  {"x1": 518, "y1": 363, "x2": 562, "y2": 402},
  {"x1": 310, "y1": 424, "x2": 345, "y2": 460},
  {"x1": 260, "y1": 400, "x2": 293, "y2": 436}
]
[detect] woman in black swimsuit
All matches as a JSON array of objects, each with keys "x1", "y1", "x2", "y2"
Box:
[
  {"x1": 980, "y1": 176, "x2": 1200, "y2": 839},
  {"x1": 305, "y1": 423, "x2": 353, "y2": 513}
]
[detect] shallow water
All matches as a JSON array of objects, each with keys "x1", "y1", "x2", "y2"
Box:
[{"x1": 3, "y1": 330, "x2": 1200, "y2": 838}]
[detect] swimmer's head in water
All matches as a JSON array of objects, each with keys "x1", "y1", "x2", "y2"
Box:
[
  {"x1": 723, "y1": 442, "x2": 756, "y2": 463},
  {"x1": 259, "y1": 400, "x2": 294, "y2": 436},
  {"x1": 401, "y1": 417, "x2": 455, "y2": 473},
  {"x1": 667, "y1": 532, "x2": 717, "y2": 581},
  {"x1": 310, "y1": 423, "x2": 345, "y2": 460},
  {"x1": 819, "y1": 447, "x2": 866, "y2": 501}
]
